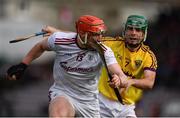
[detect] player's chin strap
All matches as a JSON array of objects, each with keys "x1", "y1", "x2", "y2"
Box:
[
  {"x1": 77, "y1": 33, "x2": 88, "y2": 45},
  {"x1": 143, "y1": 29, "x2": 147, "y2": 41}
]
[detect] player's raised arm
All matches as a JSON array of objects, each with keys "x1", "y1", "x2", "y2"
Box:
[{"x1": 6, "y1": 37, "x2": 49, "y2": 80}]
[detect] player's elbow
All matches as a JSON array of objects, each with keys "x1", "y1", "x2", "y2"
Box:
[{"x1": 147, "y1": 84, "x2": 154, "y2": 89}]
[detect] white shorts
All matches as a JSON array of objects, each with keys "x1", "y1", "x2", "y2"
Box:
[
  {"x1": 99, "y1": 93, "x2": 136, "y2": 118},
  {"x1": 48, "y1": 87, "x2": 100, "y2": 118}
]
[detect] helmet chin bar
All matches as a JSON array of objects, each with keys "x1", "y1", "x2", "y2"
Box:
[{"x1": 77, "y1": 33, "x2": 88, "y2": 45}]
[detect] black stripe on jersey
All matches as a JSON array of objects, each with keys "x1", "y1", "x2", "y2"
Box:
[
  {"x1": 55, "y1": 38, "x2": 76, "y2": 45},
  {"x1": 141, "y1": 45, "x2": 157, "y2": 70}
]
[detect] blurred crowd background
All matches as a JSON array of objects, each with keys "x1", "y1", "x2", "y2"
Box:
[{"x1": 0, "y1": 0, "x2": 180, "y2": 117}]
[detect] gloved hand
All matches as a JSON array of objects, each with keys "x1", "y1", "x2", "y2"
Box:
[{"x1": 7, "y1": 63, "x2": 28, "y2": 80}]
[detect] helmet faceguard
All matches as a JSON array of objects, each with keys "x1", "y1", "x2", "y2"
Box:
[
  {"x1": 76, "y1": 15, "x2": 107, "y2": 44},
  {"x1": 124, "y1": 15, "x2": 148, "y2": 42}
]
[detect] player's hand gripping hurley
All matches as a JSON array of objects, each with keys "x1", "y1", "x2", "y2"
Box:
[{"x1": 93, "y1": 40, "x2": 123, "y2": 104}]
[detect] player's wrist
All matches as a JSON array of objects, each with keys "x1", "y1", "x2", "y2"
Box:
[
  {"x1": 21, "y1": 60, "x2": 29, "y2": 65},
  {"x1": 19, "y1": 62, "x2": 28, "y2": 69},
  {"x1": 128, "y1": 77, "x2": 136, "y2": 86}
]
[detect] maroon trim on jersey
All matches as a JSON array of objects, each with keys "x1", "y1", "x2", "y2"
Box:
[
  {"x1": 55, "y1": 38, "x2": 76, "y2": 45},
  {"x1": 144, "y1": 67, "x2": 156, "y2": 72},
  {"x1": 141, "y1": 46, "x2": 157, "y2": 69}
]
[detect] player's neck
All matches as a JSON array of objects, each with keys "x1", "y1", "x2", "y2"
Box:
[{"x1": 127, "y1": 44, "x2": 141, "y2": 52}]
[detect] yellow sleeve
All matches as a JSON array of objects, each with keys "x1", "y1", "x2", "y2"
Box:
[
  {"x1": 144, "y1": 50, "x2": 158, "y2": 71},
  {"x1": 98, "y1": 67, "x2": 118, "y2": 100}
]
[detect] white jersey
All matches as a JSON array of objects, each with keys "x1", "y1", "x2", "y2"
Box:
[{"x1": 47, "y1": 31, "x2": 117, "y2": 116}]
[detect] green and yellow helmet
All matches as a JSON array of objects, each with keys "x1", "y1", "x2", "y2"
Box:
[{"x1": 125, "y1": 15, "x2": 148, "y2": 41}]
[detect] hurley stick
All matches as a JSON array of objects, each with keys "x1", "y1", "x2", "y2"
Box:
[
  {"x1": 94, "y1": 41, "x2": 123, "y2": 104},
  {"x1": 9, "y1": 32, "x2": 47, "y2": 43}
]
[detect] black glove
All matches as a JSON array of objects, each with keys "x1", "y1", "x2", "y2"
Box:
[{"x1": 7, "y1": 63, "x2": 28, "y2": 80}]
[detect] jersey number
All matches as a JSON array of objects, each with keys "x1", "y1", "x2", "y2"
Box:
[{"x1": 76, "y1": 53, "x2": 86, "y2": 61}]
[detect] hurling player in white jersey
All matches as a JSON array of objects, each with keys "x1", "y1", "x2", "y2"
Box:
[{"x1": 7, "y1": 15, "x2": 128, "y2": 117}]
